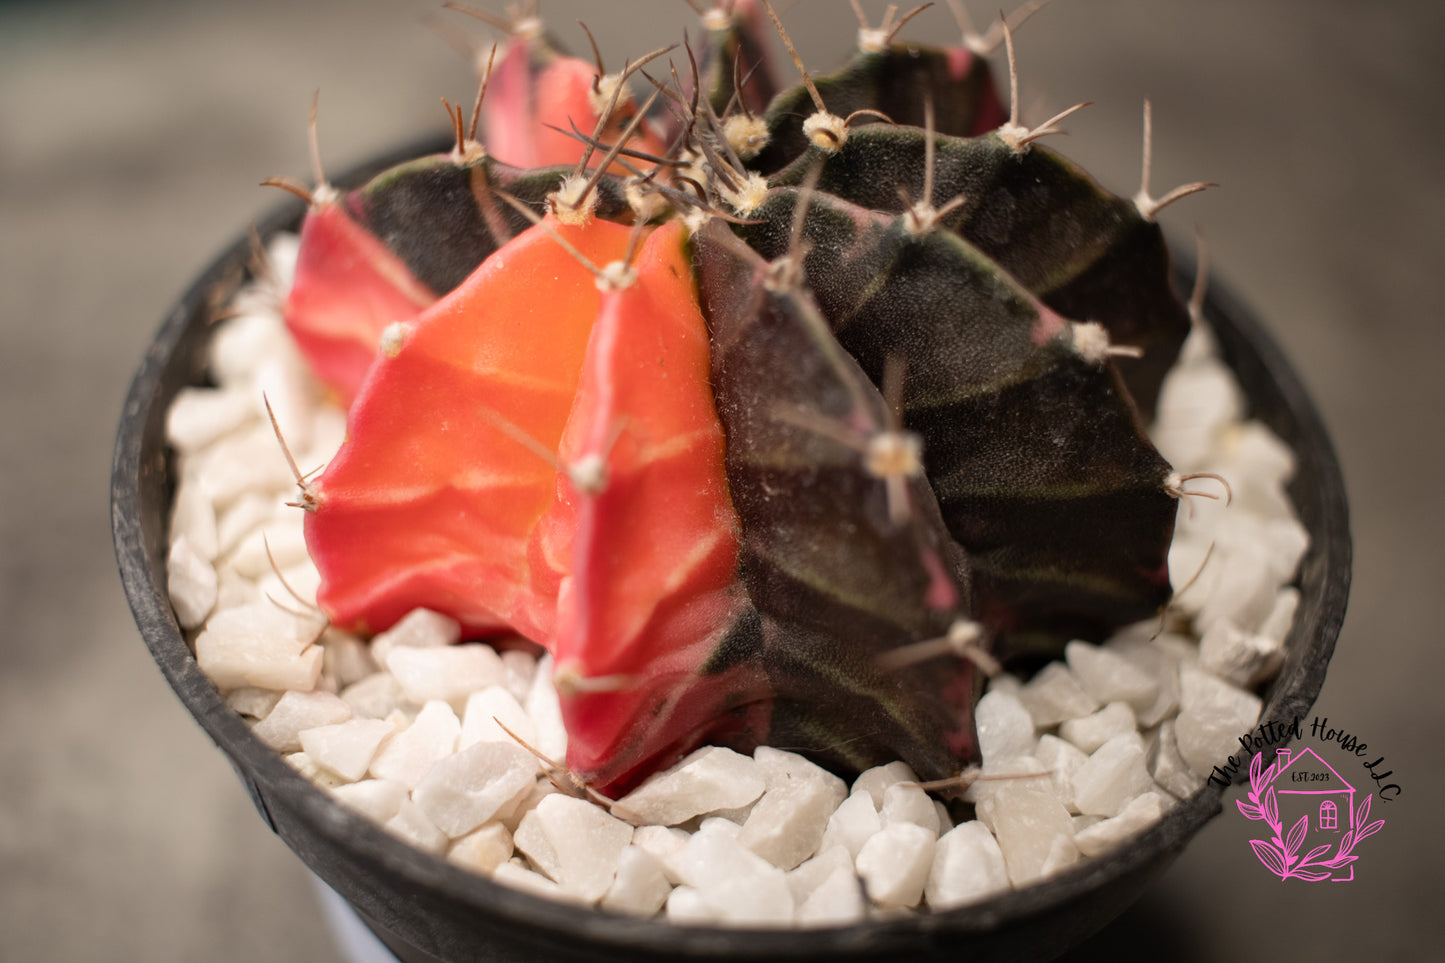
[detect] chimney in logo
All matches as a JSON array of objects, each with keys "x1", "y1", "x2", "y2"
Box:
[{"x1": 1277, "y1": 748, "x2": 1291, "y2": 769}]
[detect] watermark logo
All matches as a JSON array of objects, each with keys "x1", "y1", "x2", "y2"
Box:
[{"x1": 1234, "y1": 741, "x2": 1386, "y2": 882}]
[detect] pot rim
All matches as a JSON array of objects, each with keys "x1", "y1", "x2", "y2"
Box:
[{"x1": 111, "y1": 136, "x2": 1350, "y2": 959}]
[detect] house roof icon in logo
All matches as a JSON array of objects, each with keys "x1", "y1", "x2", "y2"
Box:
[{"x1": 1262, "y1": 746, "x2": 1357, "y2": 881}]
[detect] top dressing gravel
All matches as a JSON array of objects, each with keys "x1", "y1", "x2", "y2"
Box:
[{"x1": 163, "y1": 233, "x2": 1308, "y2": 926}]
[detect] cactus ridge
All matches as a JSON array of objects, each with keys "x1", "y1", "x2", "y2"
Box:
[{"x1": 274, "y1": 0, "x2": 1205, "y2": 791}]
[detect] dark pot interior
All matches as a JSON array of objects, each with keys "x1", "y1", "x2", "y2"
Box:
[{"x1": 111, "y1": 139, "x2": 1351, "y2": 963}]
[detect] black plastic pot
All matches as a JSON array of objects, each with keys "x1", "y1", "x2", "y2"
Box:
[{"x1": 112, "y1": 140, "x2": 1350, "y2": 963}]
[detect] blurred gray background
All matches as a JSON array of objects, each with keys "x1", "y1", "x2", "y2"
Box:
[{"x1": 2, "y1": 0, "x2": 1441, "y2": 959}]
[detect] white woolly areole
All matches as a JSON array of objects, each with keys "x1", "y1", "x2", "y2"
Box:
[
  {"x1": 865, "y1": 430, "x2": 923, "y2": 480},
  {"x1": 595, "y1": 260, "x2": 638, "y2": 293},
  {"x1": 513, "y1": 17, "x2": 544, "y2": 40},
  {"x1": 568, "y1": 452, "x2": 609, "y2": 496},
  {"x1": 720, "y1": 172, "x2": 770, "y2": 216},
  {"x1": 379, "y1": 322, "x2": 411, "y2": 359},
  {"x1": 803, "y1": 112, "x2": 848, "y2": 153},
  {"x1": 548, "y1": 174, "x2": 596, "y2": 226},
  {"x1": 312, "y1": 183, "x2": 341, "y2": 207},
  {"x1": 1070, "y1": 321, "x2": 1142, "y2": 364},
  {"x1": 588, "y1": 72, "x2": 630, "y2": 118},
  {"x1": 724, "y1": 114, "x2": 771, "y2": 161},
  {"x1": 1070, "y1": 321, "x2": 1113, "y2": 364},
  {"x1": 701, "y1": 9, "x2": 729, "y2": 31},
  {"x1": 625, "y1": 180, "x2": 668, "y2": 222},
  {"x1": 682, "y1": 207, "x2": 712, "y2": 235},
  {"x1": 858, "y1": 28, "x2": 890, "y2": 53}
]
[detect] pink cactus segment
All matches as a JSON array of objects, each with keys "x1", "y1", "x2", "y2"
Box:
[
  {"x1": 482, "y1": 35, "x2": 667, "y2": 171},
  {"x1": 303, "y1": 217, "x2": 635, "y2": 639},
  {"x1": 283, "y1": 199, "x2": 437, "y2": 406},
  {"x1": 946, "y1": 46, "x2": 1009, "y2": 136},
  {"x1": 550, "y1": 221, "x2": 768, "y2": 792}
]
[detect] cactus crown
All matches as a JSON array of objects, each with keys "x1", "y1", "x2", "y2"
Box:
[{"x1": 274, "y1": 0, "x2": 1207, "y2": 795}]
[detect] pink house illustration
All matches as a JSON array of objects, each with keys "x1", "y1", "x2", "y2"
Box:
[{"x1": 1262, "y1": 746, "x2": 1357, "y2": 881}]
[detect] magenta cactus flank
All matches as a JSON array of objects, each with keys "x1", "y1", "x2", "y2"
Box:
[{"x1": 264, "y1": 0, "x2": 1220, "y2": 798}]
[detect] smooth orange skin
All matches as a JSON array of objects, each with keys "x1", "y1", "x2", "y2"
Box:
[
  {"x1": 305, "y1": 217, "x2": 634, "y2": 639},
  {"x1": 283, "y1": 200, "x2": 436, "y2": 406},
  {"x1": 551, "y1": 222, "x2": 768, "y2": 790}
]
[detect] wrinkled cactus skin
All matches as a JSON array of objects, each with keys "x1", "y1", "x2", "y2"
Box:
[{"x1": 281, "y1": 2, "x2": 1194, "y2": 793}]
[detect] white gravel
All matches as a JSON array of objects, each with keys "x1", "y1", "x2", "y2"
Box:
[{"x1": 164, "y1": 233, "x2": 1311, "y2": 926}]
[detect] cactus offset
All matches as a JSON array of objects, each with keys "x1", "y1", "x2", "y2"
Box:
[{"x1": 276, "y1": 1, "x2": 1206, "y2": 792}]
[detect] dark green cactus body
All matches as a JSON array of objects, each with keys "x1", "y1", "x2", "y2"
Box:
[
  {"x1": 768, "y1": 125, "x2": 1190, "y2": 416},
  {"x1": 729, "y1": 189, "x2": 1175, "y2": 651},
  {"x1": 346, "y1": 153, "x2": 633, "y2": 295},
  {"x1": 694, "y1": 219, "x2": 983, "y2": 782},
  {"x1": 751, "y1": 43, "x2": 1006, "y2": 174}
]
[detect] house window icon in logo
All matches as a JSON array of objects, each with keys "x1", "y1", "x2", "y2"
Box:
[{"x1": 1319, "y1": 800, "x2": 1338, "y2": 831}]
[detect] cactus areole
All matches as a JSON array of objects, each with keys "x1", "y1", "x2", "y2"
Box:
[{"x1": 284, "y1": 1, "x2": 1202, "y2": 796}]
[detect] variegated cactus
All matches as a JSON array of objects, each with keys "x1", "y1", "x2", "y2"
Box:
[{"x1": 270, "y1": 0, "x2": 1211, "y2": 796}]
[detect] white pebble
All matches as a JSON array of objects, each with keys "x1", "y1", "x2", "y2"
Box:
[
  {"x1": 170, "y1": 477, "x2": 219, "y2": 560},
  {"x1": 612, "y1": 747, "x2": 766, "y2": 827},
  {"x1": 974, "y1": 691, "x2": 1036, "y2": 764},
  {"x1": 370, "y1": 608, "x2": 461, "y2": 664},
  {"x1": 167, "y1": 535, "x2": 217, "y2": 629},
  {"x1": 1174, "y1": 665, "x2": 1263, "y2": 776},
  {"x1": 319, "y1": 631, "x2": 378, "y2": 690},
  {"x1": 459, "y1": 686, "x2": 536, "y2": 751},
  {"x1": 601, "y1": 846, "x2": 673, "y2": 916},
  {"x1": 738, "y1": 782, "x2": 836, "y2": 869},
  {"x1": 329, "y1": 778, "x2": 408, "y2": 824},
  {"x1": 299, "y1": 718, "x2": 395, "y2": 782},
  {"x1": 881, "y1": 783, "x2": 940, "y2": 835},
  {"x1": 1018, "y1": 662, "x2": 1099, "y2": 728},
  {"x1": 1072, "y1": 733, "x2": 1156, "y2": 818},
  {"x1": 1106, "y1": 639, "x2": 1183, "y2": 728},
  {"x1": 1034, "y1": 735, "x2": 1090, "y2": 812},
  {"x1": 448, "y1": 822, "x2": 514, "y2": 876},
  {"x1": 851, "y1": 761, "x2": 918, "y2": 809},
  {"x1": 1060, "y1": 702, "x2": 1138, "y2": 755},
  {"x1": 672, "y1": 831, "x2": 795, "y2": 925},
  {"x1": 524, "y1": 655, "x2": 568, "y2": 761},
  {"x1": 493, "y1": 861, "x2": 577, "y2": 903},
  {"x1": 818, "y1": 791, "x2": 883, "y2": 860},
  {"x1": 386, "y1": 644, "x2": 507, "y2": 710},
  {"x1": 1258, "y1": 587, "x2": 1301, "y2": 645},
  {"x1": 665, "y1": 886, "x2": 714, "y2": 925},
  {"x1": 797, "y1": 866, "x2": 866, "y2": 926},
  {"x1": 411, "y1": 738, "x2": 539, "y2": 837},
  {"x1": 517, "y1": 795, "x2": 634, "y2": 903},
  {"x1": 194, "y1": 602, "x2": 324, "y2": 691},
  {"x1": 340, "y1": 672, "x2": 411, "y2": 720},
  {"x1": 786, "y1": 845, "x2": 854, "y2": 906},
  {"x1": 166, "y1": 386, "x2": 254, "y2": 453},
  {"x1": 499, "y1": 648, "x2": 539, "y2": 703},
  {"x1": 855, "y1": 822, "x2": 935, "y2": 909},
  {"x1": 1194, "y1": 543, "x2": 1279, "y2": 636},
  {"x1": 369, "y1": 700, "x2": 461, "y2": 790},
  {"x1": 226, "y1": 687, "x2": 281, "y2": 719},
  {"x1": 925, "y1": 821, "x2": 1010, "y2": 910},
  {"x1": 384, "y1": 798, "x2": 448, "y2": 854},
  {"x1": 631, "y1": 825, "x2": 691, "y2": 885},
  {"x1": 1065, "y1": 641, "x2": 1159, "y2": 714},
  {"x1": 252, "y1": 690, "x2": 352, "y2": 752},
  {"x1": 977, "y1": 785, "x2": 1078, "y2": 887},
  {"x1": 1199, "y1": 618, "x2": 1284, "y2": 687},
  {"x1": 962, "y1": 757, "x2": 1050, "y2": 812},
  {"x1": 1074, "y1": 792, "x2": 1166, "y2": 857},
  {"x1": 1150, "y1": 719, "x2": 1203, "y2": 799}
]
